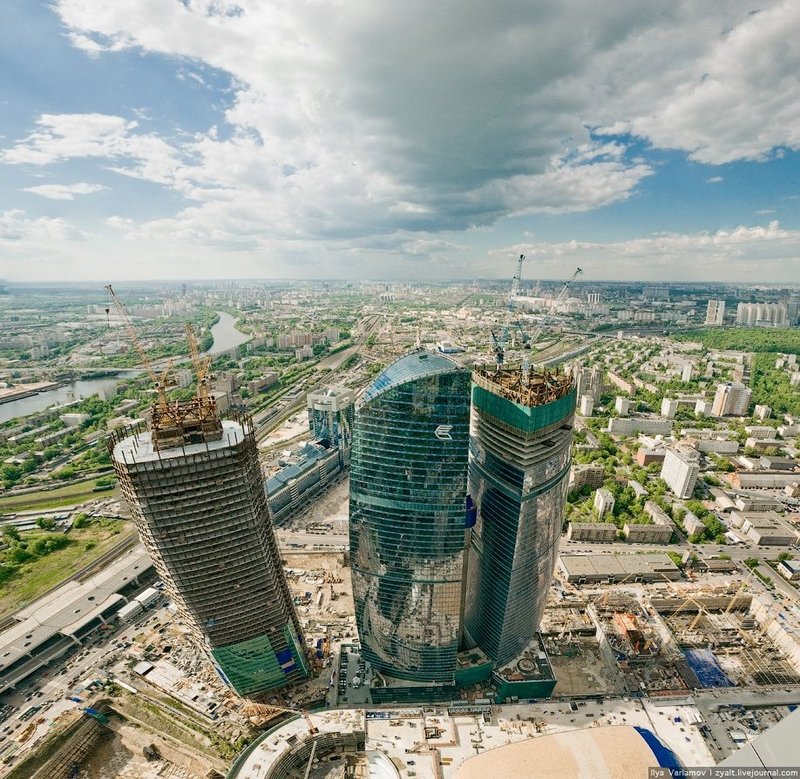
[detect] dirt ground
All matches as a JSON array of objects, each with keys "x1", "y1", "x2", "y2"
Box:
[{"x1": 548, "y1": 639, "x2": 625, "y2": 696}]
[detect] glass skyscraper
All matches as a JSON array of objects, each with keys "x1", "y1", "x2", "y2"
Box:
[
  {"x1": 464, "y1": 367, "x2": 576, "y2": 666},
  {"x1": 349, "y1": 351, "x2": 471, "y2": 682}
]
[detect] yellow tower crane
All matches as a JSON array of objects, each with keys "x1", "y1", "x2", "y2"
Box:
[
  {"x1": 105, "y1": 284, "x2": 175, "y2": 412},
  {"x1": 185, "y1": 323, "x2": 212, "y2": 402}
]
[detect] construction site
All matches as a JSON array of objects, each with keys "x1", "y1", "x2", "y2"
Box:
[{"x1": 539, "y1": 567, "x2": 800, "y2": 701}]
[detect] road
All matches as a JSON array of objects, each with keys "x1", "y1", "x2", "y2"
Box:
[
  {"x1": 253, "y1": 314, "x2": 382, "y2": 440},
  {"x1": 0, "y1": 598, "x2": 171, "y2": 770}
]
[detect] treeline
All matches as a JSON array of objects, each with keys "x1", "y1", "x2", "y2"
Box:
[
  {"x1": 675, "y1": 327, "x2": 800, "y2": 355},
  {"x1": 750, "y1": 353, "x2": 800, "y2": 416}
]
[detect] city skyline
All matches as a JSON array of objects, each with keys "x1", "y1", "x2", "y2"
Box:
[{"x1": 1, "y1": 2, "x2": 800, "y2": 282}]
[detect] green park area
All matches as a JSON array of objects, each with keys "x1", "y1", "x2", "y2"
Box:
[
  {"x1": 0, "y1": 517, "x2": 136, "y2": 619},
  {"x1": 0, "y1": 477, "x2": 118, "y2": 513},
  {"x1": 674, "y1": 327, "x2": 800, "y2": 354}
]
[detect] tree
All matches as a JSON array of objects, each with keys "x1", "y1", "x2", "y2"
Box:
[
  {"x1": 2, "y1": 525, "x2": 20, "y2": 543},
  {"x1": 72, "y1": 514, "x2": 90, "y2": 529},
  {"x1": 35, "y1": 517, "x2": 56, "y2": 531}
]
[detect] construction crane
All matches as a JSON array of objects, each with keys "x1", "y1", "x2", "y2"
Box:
[
  {"x1": 490, "y1": 254, "x2": 526, "y2": 369},
  {"x1": 185, "y1": 323, "x2": 212, "y2": 402},
  {"x1": 105, "y1": 284, "x2": 174, "y2": 410},
  {"x1": 527, "y1": 266, "x2": 583, "y2": 350}
]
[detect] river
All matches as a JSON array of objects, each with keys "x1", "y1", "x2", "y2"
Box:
[
  {"x1": 206, "y1": 310, "x2": 251, "y2": 356},
  {"x1": 0, "y1": 311, "x2": 249, "y2": 424},
  {"x1": 0, "y1": 375, "x2": 138, "y2": 425}
]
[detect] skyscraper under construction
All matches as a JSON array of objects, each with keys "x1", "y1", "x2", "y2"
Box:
[
  {"x1": 110, "y1": 382, "x2": 308, "y2": 697},
  {"x1": 465, "y1": 366, "x2": 576, "y2": 666}
]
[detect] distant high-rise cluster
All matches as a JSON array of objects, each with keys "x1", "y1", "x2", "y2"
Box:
[
  {"x1": 735, "y1": 302, "x2": 788, "y2": 327},
  {"x1": 349, "y1": 350, "x2": 576, "y2": 685},
  {"x1": 705, "y1": 299, "x2": 726, "y2": 326}
]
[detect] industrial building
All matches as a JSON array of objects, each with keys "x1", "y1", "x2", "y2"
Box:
[
  {"x1": 349, "y1": 350, "x2": 471, "y2": 683},
  {"x1": 465, "y1": 366, "x2": 576, "y2": 667},
  {"x1": 557, "y1": 553, "x2": 681, "y2": 583},
  {"x1": 110, "y1": 397, "x2": 309, "y2": 696}
]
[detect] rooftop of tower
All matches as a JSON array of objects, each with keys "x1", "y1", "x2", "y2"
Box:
[
  {"x1": 361, "y1": 349, "x2": 465, "y2": 405},
  {"x1": 473, "y1": 365, "x2": 574, "y2": 409},
  {"x1": 148, "y1": 393, "x2": 224, "y2": 450},
  {"x1": 113, "y1": 417, "x2": 245, "y2": 465}
]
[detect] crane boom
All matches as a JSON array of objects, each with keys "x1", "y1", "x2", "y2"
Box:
[
  {"x1": 492, "y1": 254, "x2": 526, "y2": 369},
  {"x1": 105, "y1": 284, "x2": 160, "y2": 385},
  {"x1": 185, "y1": 324, "x2": 212, "y2": 401},
  {"x1": 527, "y1": 266, "x2": 583, "y2": 347},
  {"x1": 105, "y1": 284, "x2": 172, "y2": 411}
]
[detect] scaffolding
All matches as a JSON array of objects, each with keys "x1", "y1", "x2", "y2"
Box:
[{"x1": 473, "y1": 365, "x2": 574, "y2": 408}]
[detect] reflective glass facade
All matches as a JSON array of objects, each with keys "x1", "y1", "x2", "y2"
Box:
[
  {"x1": 465, "y1": 375, "x2": 576, "y2": 666},
  {"x1": 350, "y1": 351, "x2": 471, "y2": 682}
]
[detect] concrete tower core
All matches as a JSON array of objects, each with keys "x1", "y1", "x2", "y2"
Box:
[
  {"x1": 110, "y1": 406, "x2": 309, "y2": 697},
  {"x1": 465, "y1": 366, "x2": 576, "y2": 666}
]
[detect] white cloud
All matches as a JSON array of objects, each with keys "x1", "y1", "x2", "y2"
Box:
[
  {"x1": 706, "y1": 176, "x2": 723, "y2": 184},
  {"x1": 0, "y1": 1, "x2": 797, "y2": 278},
  {"x1": 492, "y1": 221, "x2": 800, "y2": 282},
  {"x1": 23, "y1": 182, "x2": 107, "y2": 200}
]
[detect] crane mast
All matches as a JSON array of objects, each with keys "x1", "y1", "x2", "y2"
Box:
[
  {"x1": 105, "y1": 284, "x2": 221, "y2": 450},
  {"x1": 105, "y1": 284, "x2": 173, "y2": 412},
  {"x1": 492, "y1": 254, "x2": 526, "y2": 370},
  {"x1": 185, "y1": 323, "x2": 212, "y2": 402}
]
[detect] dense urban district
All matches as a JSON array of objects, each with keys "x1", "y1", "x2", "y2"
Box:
[{"x1": 0, "y1": 273, "x2": 799, "y2": 779}]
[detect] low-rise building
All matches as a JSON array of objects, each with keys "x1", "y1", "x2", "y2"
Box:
[
  {"x1": 614, "y1": 397, "x2": 630, "y2": 416},
  {"x1": 570, "y1": 464, "x2": 605, "y2": 491},
  {"x1": 683, "y1": 511, "x2": 706, "y2": 537},
  {"x1": 566, "y1": 522, "x2": 617, "y2": 542},
  {"x1": 758, "y1": 455, "x2": 797, "y2": 471},
  {"x1": 777, "y1": 560, "x2": 800, "y2": 581},
  {"x1": 636, "y1": 445, "x2": 668, "y2": 466},
  {"x1": 248, "y1": 372, "x2": 280, "y2": 394},
  {"x1": 623, "y1": 522, "x2": 674, "y2": 544},
  {"x1": 745, "y1": 437, "x2": 783, "y2": 452},
  {"x1": 694, "y1": 438, "x2": 739, "y2": 454},
  {"x1": 745, "y1": 425, "x2": 778, "y2": 439}
]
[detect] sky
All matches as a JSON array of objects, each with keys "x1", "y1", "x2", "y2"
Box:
[{"x1": 0, "y1": 1, "x2": 799, "y2": 283}]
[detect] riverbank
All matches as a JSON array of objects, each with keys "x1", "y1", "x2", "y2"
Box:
[{"x1": 0, "y1": 381, "x2": 62, "y2": 406}]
